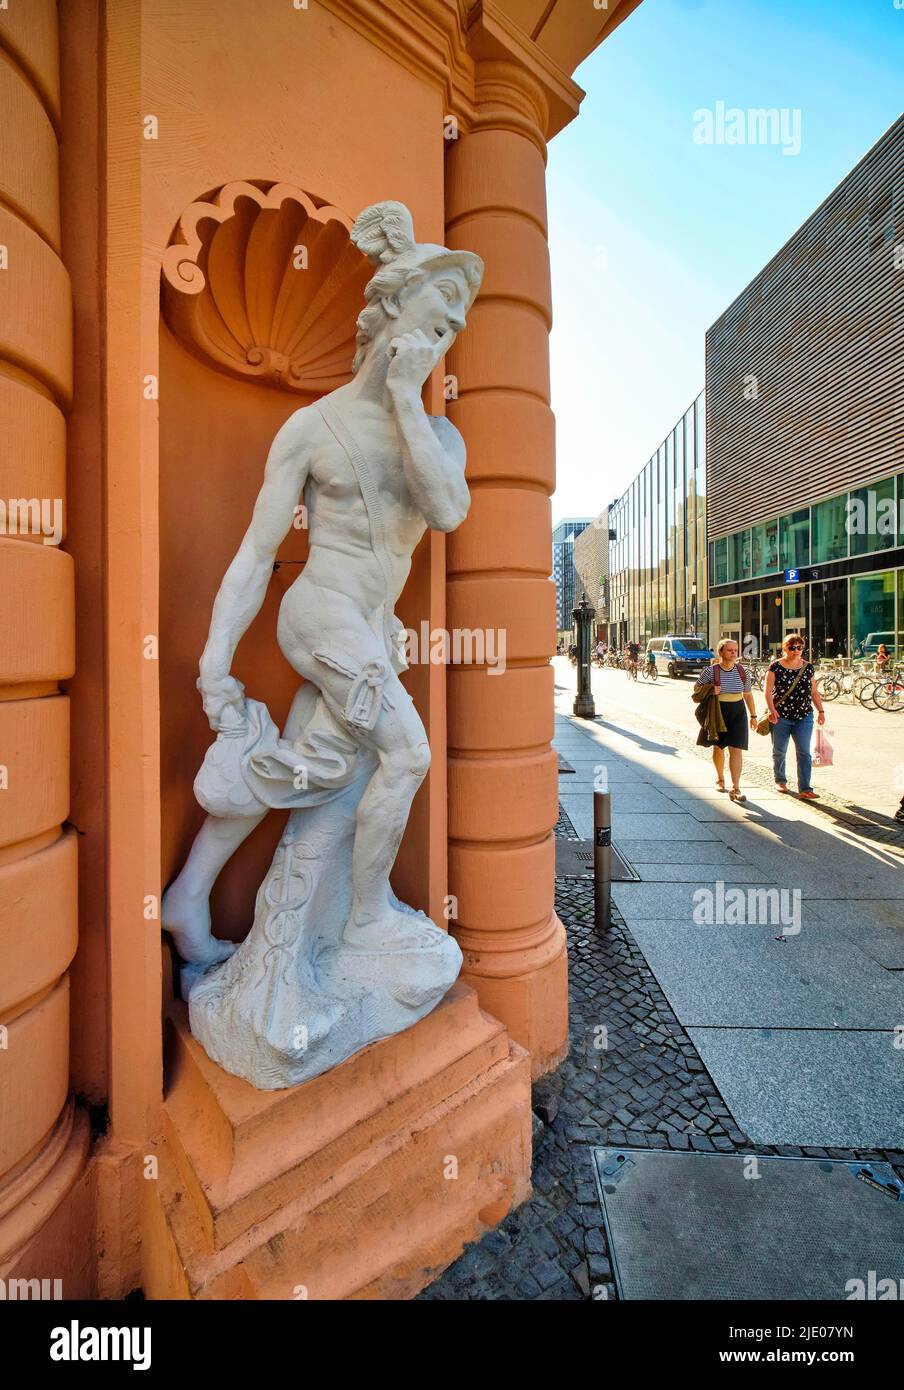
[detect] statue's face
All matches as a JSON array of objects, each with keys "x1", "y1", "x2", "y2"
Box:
[{"x1": 395, "y1": 266, "x2": 470, "y2": 346}]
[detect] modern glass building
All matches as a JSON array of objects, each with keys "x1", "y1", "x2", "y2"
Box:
[
  {"x1": 706, "y1": 116, "x2": 903, "y2": 661},
  {"x1": 607, "y1": 392, "x2": 707, "y2": 649},
  {"x1": 552, "y1": 517, "x2": 592, "y2": 634}
]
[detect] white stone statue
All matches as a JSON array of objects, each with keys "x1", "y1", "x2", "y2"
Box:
[{"x1": 161, "y1": 201, "x2": 484, "y2": 1088}]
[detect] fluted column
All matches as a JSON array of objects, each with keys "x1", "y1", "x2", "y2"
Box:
[
  {"x1": 0, "y1": 0, "x2": 86, "y2": 1272},
  {"x1": 444, "y1": 61, "x2": 567, "y2": 1076}
]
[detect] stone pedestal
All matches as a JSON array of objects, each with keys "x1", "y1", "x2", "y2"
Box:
[{"x1": 143, "y1": 983, "x2": 531, "y2": 1299}]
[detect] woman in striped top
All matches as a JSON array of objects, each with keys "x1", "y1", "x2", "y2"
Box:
[{"x1": 694, "y1": 638, "x2": 758, "y2": 803}]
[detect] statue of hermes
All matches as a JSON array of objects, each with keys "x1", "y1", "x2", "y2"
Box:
[{"x1": 161, "y1": 203, "x2": 484, "y2": 1087}]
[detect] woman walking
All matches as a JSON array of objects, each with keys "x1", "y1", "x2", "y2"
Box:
[
  {"x1": 695, "y1": 638, "x2": 758, "y2": 803},
  {"x1": 764, "y1": 636, "x2": 825, "y2": 799}
]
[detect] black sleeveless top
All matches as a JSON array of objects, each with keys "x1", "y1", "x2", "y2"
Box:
[{"x1": 768, "y1": 661, "x2": 814, "y2": 721}]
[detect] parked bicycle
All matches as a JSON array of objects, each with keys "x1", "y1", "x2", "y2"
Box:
[
  {"x1": 860, "y1": 670, "x2": 904, "y2": 712},
  {"x1": 814, "y1": 660, "x2": 903, "y2": 710}
]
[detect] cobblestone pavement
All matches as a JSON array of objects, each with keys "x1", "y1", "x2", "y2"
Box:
[{"x1": 419, "y1": 805, "x2": 904, "y2": 1301}]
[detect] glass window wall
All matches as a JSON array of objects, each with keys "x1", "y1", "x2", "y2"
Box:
[
  {"x1": 811, "y1": 494, "x2": 849, "y2": 564},
  {"x1": 851, "y1": 570, "x2": 896, "y2": 658},
  {"x1": 849, "y1": 477, "x2": 896, "y2": 558},
  {"x1": 607, "y1": 393, "x2": 707, "y2": 646},
  {"x1": 727, "y1": 529, "x2": 750, "y2": 583},
  {"x1": 780, "y1": 509, "x2": 810, "y2": 570},
  {"x1": 751, "y1": 519, "x2": 779, "y2": 577},
  {"x1": 784, "y1": 586, "x2": 806, "y2": 619}
]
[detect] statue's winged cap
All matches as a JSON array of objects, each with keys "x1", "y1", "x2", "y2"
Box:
[{"x1": 351, "y1": 200, "x2": 483, "y2": 305}]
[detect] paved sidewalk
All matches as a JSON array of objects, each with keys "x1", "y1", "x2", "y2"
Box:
[
  {"x1": 421, "y1": 821, "x2": 904, "y2": 1301},
  {"x1": 577, "y1": 660, "x2": 904, "y2": 822},
  {"x1": 555, "y1": 667, "x2": 904, "y2": 1149}
]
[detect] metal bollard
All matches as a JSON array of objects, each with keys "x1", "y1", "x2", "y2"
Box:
[
  {"x1": 594, "y1": 787, "x2": 611, "y2": 931},
  {"x1": 572, "y1": 592, "x2": 597, "y2": 718}
]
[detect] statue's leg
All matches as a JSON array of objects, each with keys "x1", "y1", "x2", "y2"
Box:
[
  {"x1": 346, "y1": 682, "x2": 430, "y2": 941},
  {"x1": 162, "y1": 811, "x2": 266, "y2": 966},
  {"x1": 296, "y1": 672, "x2": 431, "y2": 948},
  {"x1": 283, "y1": 656, "x2": 431, "y2": 950},
  {"x1": 279, "y1": 593, "x2": 432, "y2": 949}
]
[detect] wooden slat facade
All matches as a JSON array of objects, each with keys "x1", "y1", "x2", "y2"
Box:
[{"x1": 706, "y1": 116, "x2": 904, "y2": 541}]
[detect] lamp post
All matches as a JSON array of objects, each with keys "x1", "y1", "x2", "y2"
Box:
[
  {"x1": 572, "y1": 591, "x2": 596, "y2": 718},
  {"x1": 691, "y1": 580, "x2": 698, "y2": 636}
]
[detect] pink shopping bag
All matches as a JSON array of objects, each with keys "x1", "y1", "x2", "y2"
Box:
[{"x1": 812, "y1": 726, "x2": 834, "y2": 766}]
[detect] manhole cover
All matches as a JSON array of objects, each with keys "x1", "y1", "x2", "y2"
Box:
[
  {"x1": 592, "y1": 1147, "x2": 904, "y2": 1300},
  {"x1": 555, "y1": 838, "x2": 637, "y2": 881}
]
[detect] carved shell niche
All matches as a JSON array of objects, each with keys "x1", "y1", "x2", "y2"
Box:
[{"x1": 161, "y1": 182, "x2": 371, "y2": 395}]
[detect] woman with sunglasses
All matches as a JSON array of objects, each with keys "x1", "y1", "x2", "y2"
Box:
[{"x1": 764, "y1": 636, "x2": 825, "y2": 799}]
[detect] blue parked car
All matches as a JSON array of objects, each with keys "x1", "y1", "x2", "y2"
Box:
[{"x1": 646, "y1": 634, "x2": 714, "y2": 679}]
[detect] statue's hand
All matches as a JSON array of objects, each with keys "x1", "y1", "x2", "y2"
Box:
[
  {"x1": 387, "y1": 328, "x2": 451, "y2": 396},
  {"x1": 197, "y1": 673, "x2": 246, "y2": 733}
]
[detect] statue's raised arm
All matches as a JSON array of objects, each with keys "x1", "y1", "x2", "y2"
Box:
[{"x1": 197, "y1": 412, "x2": 313, "y2": 732}]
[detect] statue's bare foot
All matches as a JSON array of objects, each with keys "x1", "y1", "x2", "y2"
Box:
[
  {"x1": 161, "y1": 881, "x2": 237, "y2": 968},
  {"x1": 343, "y1": 902, "x2": 440, "y2": 953}
]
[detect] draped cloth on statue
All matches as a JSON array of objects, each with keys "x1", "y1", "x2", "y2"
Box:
[{"x1": 193, "y1": 693, "x2": 360, "y2": 817}]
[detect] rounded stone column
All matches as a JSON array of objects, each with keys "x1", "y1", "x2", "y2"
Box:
[
  {"x1": 0, "y1": 0, "x2": 87, "y2": 1277},
  {"x1": 444, "y1": 63, "x2": 567, "y2": 1077}
]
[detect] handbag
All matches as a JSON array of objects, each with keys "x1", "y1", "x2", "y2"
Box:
[
  {"x1": 756, "y1": 662, "x2": 807, "y2": 735},
  {"x1": 812, "y1": 726, "x2": 834, "y2": 766}
]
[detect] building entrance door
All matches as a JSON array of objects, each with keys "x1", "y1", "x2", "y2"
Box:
[
  {"x1": 781, "y1": 585, "x2": 807, "y2": 647},
  {"x1": 761, "y1": 589, "x2": 783, "y2": 659},
  {"x1": 741, "y1": 594, "x2": 760, "y2": 660},
  {"x1": 811, "y1": 579, "x2": 848, "y2": 661}
]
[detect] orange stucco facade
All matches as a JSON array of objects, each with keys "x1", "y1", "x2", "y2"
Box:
[{"x1": 0, "y1": 0, "x2": 639, "y2": 1298}]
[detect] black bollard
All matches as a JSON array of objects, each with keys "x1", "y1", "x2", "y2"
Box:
[
  {"x1": 593, "y1": 786, "x2": 611, "y2": 930},
  {"x1": 572, "y1": 591, "x2": 597, "y2": 718}
]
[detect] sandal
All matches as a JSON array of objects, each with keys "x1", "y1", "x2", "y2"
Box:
[
  {"x1": 716, "y1": 778, "x2": 726, "y2": 793},
  {"x1": 729, "y1": 789, "x2": 747, "y2": 803}
]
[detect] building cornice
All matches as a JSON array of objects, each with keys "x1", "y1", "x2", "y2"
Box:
[
  {"x1": 317, "y1": 0, "x2": 584, "y2": 146},
  {"x1": 316, "y1": 0, "x2": 477, "y2": 129}
]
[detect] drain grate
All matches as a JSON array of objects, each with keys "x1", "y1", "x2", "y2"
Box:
[
  {"x1": 592, "y1": 1147, "x2": 904, "y2": 1300},
  {"x1": 555, "y1": 837, "x2": 638, "y2": 881}
]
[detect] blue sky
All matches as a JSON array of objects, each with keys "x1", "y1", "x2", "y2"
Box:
[{"x1": 548, "y1": 0, "x2": 904, "y2": 520}]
